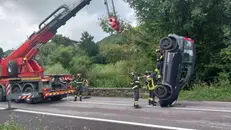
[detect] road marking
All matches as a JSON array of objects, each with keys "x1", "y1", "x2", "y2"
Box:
[
  {"x1": 173, "y1": 107, "x2": 231, "y2": 113},
  {"x1": 71, "y1": 101, "x2": 231, "y2": 113},
  {"x1": 0, "y1": 107, "x2": 6, "y2": 110},
  {"x1": 68, "y1": 101, "x2": 131, "y2": 106},
  {"x1": 13, "y1": 109, "x2": 196, "y2": 130},
  {"x1": 68, "y1": 101, "x2": 231, "y2": 112}
]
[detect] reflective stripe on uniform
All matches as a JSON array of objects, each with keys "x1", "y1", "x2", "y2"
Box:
[
  {"x1": 155, "y1": 68, "x2": 159, "y2": 72},
  {"x1": 157, "y1": 75, "x2": 161, "y2": 79},
  {"x1": 134, "y1": 101, "x2": 138, "y2": 105},
  {"x1": 132, "y1": 85, "x2": 139, "y2": 89},
  {"x1": 147, "y1": 78, "x2": 155, "y2": 90},
  {"x1": 148, "y1": 97, "x2": 153, "y2": 101}
]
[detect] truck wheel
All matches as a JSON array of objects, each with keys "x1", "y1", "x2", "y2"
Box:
[
  {"x1": 12, "y1": 86, "x2": 23, "y2": 103},
  {"x1": 8, "y1": 60, "x2": 18, "y2": 77},
  {"x1": 24, "y1": 87, "x2": 34, "y2": 104},
  {"x1": 0, "y1": 87, "x2": 6, "y2": 102}
]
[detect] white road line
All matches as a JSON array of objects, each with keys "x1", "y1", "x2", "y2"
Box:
[
  {"x1": 0, "y1": 107, "x2": 6, "y2": 110},
  {"x1": 173, "y1": 107, "x2": 231, "y2": 113},
  {"x1": 68, "y1": 101, "x2": 231, "y2": 113},
  {"x1": 14, "y1": 109, "x2": 196, "y2": 130},
  {"x1": 68, "y1": 101, "x2": 131, "y2": 106}
]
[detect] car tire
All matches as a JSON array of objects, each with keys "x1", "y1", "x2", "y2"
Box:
[
  {"x1": 160, "y1": 37, "x2": 173, "y2": 50},
  {"x1": 8, "y1": 60, "x2": 18, "y2": 77}
]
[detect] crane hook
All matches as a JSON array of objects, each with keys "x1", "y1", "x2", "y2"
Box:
[{"x1": 104, "y1": 0, "x2": 121, "y2": 32}]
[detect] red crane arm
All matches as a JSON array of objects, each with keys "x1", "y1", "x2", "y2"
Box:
[
  {"x1": 0, "y1": 0, "x2": 92, "y2": 78},
  {"x1": 8, "y1": 0, "x2": 91, "y2": 60}
]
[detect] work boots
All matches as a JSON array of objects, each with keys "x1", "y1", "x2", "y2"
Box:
[
  {"x1": 74, "y1": 95, "x2": 77, "y2": 101},
  {"x1": 134, "y1": 101, "x2": 141, "y2": 109},
  {"x1": 152, "y1": 101, "x2": 156, "y2": 106},
  {"x1": 134, "y1": 104, "x2": 141, "y2": 109},
  {"x1": 148, "y1": 100, "x2": 151, "y2": 105}
]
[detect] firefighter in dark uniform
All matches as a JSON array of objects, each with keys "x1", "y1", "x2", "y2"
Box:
[
  {"x1": 73, "y1": 73, "x2": 84, "y2": 101},
  {"x1": 156, "y1": 48, "x2": 164, "y2": 82},
  {"x1": 130, "y1": 72, "x2": 141, "y2": 109},
  {"x1": 146, "y1": 72, "x2": 158, "y2": 106}
]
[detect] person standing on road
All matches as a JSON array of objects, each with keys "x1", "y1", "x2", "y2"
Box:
[
  {"x1": 146, "y1": 72, "x2": 158, "y2": 106},
  {"x1": 130, "y1": 72, "x2": 141, "y2": 109},
  {"x1": 73, "y1": 73, "x2": 84, "y2": 101}
]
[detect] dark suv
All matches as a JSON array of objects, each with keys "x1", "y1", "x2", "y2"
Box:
[{"x1": 154, "y1": 34, "x2": 196, "y2": 107}]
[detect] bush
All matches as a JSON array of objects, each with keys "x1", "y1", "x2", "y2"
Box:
[
  {"x1": 179, "y1": 72, "x2": 231, "y2": 101},
  {"x1": 69, "y1": 56, "x2": 92, "y2": 77},
  {"x1": 98, "y1": 43, "x2": 131, "y2": 64},
  {"x1": 44, "y1": 63, "x2": 70, "y2": 75},
  {"x1": 87, "y1": 61, "x2": 131, "y2": 88}
]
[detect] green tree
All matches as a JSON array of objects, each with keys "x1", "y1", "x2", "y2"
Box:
[
  {"x1": 45, "y1": 63, "x2": 70, "y2": 74},
  {"x1": 124, "y1": 0, "x2": 231, "y2": 83},
  {"x1": 50, "y1": 45, "x2": 74, "y2": 69},
  {"x1": 69, "y1": 56, "x2": 92, "y2": 76},
  {"x1": 0, "y1": 47, "x2": 3, "y2": 58},
  {"x1": 99, "y1": 43, "x2": 131, "y2": 64},
  {"x1": 52, "y1": 34, "x2": 77, "y2": 46},
  {"x1": 3, "y1": 49, "x2": 14, "y2": 57},
  {"x1": 77, "y1": 31, "x2": 99, "y2": 57}
]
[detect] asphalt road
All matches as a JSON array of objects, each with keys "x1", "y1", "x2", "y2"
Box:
[{"x1": 0, "y1": 96, "x2": 231, "y2": 130}]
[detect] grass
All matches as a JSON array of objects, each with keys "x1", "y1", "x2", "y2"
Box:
[
  {"x1": 0, "y1": 120, "x2": 25, "y2": 130},
  {"x1": 0, "y1": 124, "x2": 25, "y2": 130},
  {"x1": 179, "y1": 86, "x2": 231, "y2": 102},
  {"x1": 0, "y1": 113, "x2": 46, "y2": 130}
]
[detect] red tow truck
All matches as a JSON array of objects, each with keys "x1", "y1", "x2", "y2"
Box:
[{"x1": 0, "y1": 0, "x2": 92, "y2": 104}]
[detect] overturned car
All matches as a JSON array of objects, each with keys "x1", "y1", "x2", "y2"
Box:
[{"x1": 154, "y1": 34, "x2": 196, "y2": 107}]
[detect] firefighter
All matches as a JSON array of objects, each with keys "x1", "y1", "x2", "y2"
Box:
[
  {"x1": 130, "y1": 72, "x2": 141, "y2": 109},
  {"x1": 73, "y1": 73, "x2": 84, "y2": 101},
  {"x1": 146, "y1": 71, "x2": 158, "y2": 106},
  {"x1": 156, "y1": 48, "x2": 164, "y2": 81},
  {"x1": 155, "y1": 68, "x2": 161, "y2": 83}
]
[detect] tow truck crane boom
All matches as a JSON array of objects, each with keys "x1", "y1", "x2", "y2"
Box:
[
  {"x1": 1, "y1": 0, "x2": 91, "y2": 78},
  {"x1": 0, "y1": 0, "x2": 92, "y2": 104}
]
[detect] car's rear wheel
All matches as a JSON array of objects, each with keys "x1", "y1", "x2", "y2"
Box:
[{"x1": 160, "y1": 37, "x2": 173, "y2": 50}]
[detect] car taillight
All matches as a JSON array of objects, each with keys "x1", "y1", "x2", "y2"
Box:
[{"x1": 184, "y1": 37, "x2": 194, "y2": 43}]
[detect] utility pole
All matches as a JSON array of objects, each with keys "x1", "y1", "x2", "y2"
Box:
[{"x1": 6, "y1": 84, "x2": 11, "y2": 109}]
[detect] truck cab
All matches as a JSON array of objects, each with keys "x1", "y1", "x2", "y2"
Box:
[{"x1": 154, "y1": 34, "x2": 196, "y2": 107}]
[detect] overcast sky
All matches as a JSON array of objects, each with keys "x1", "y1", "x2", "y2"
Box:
[{"x1": 0, "y1": 0, "x2": 137, "y2": 51}]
